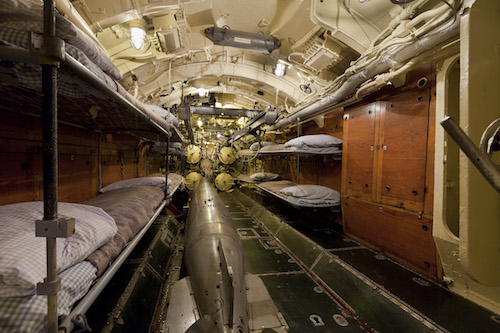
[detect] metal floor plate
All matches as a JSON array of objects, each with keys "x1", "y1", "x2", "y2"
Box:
[{"x1": 220, "y1": 190, "x2": 500, "y2": 333}]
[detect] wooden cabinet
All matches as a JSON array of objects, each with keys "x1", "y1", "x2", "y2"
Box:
[
  {"x1": 342, "y1": 102, "x2": 377, "y2": 201},
  {"x1": 343, "y1": 89, "x2": 431, "y2": 213},
  {"x1": 341, "y1": 73, "x2": 438, "y2": 279}
]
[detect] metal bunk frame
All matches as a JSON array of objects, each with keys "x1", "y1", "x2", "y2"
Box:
[{"x1": 0, "y1": 1, "x2": 177, "y2": 332}]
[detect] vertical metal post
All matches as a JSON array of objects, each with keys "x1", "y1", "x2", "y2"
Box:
[
  {"x1": 42, "y1": 1, "x2": 59, "y2": 332},
  {"x1": 296, "y1": 118, "x2": 300, "y2": 184},
  {"x1": 98, "y1": 133, "x2": 102, "y2": 191},
  {"x1": 165, "y1": 134, "x2": 170, "y2": 200}
]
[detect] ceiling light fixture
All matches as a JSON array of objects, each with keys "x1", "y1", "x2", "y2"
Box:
[
  {"x1": 129, "y1": 19, "x2": 147, "y2": 50},
  {"x1": 198, "y1": 88, "x2": 208, "y2": 98},
  {"x1": 204, "y1": 26, "x2": 281, "y2": 53},
  {"x1": 197, "y1": 119, "x2": 203, "y2": 127},
  {"x1": 274, "y1": 63, "x2": 286, "y2": 77}
]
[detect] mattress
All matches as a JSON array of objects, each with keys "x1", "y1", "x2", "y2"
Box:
[{"x1": 83, "y1": 186, "x2": 165, "y2": 275}]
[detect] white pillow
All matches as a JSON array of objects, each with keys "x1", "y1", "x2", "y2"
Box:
[
  {"x1": 0, "y1": 202, "x2": 116, "y2": 297},
  {"x1": 100, "y1": 177, "x2": 170, "y2": 193},
  {"x1": 285, "y1": 135, "x2": 342, "y2": 148},
  {"x1": 280, "y1": 185, "x2": 340, "y2": 201},
  {"x1": 146, "y1": 104, "x2": 179, "y2": 127},
  {"x1": 250, "y1": 172, "x2": 280, "y2": 181}
]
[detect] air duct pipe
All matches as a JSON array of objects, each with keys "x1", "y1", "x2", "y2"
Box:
[
  {"x1": 190, "y1": 106, "x2": 260, "y2": 118},
  {"x1": 271, "y1": 3, "x2": 460, "y2": 130}
]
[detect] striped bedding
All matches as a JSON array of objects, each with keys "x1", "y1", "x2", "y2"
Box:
[
  {"x1": 0, "y1": 202, "x2": 117, "y2": 297},
  {"x1": 0, "y1": 261, "x2": 97, "y2": 333}
]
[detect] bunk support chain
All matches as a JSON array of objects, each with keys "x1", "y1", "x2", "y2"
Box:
[
  {"x1": 37, "y1": 1, "x2": 75, "y2": 333},
  {"x1": 441, "y1": 116, "x2": 500, "y2": 193}
]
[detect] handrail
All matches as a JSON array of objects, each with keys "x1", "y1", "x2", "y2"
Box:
[{"x1": 440, "y1": 116, "x2": 500, "y2": 193}]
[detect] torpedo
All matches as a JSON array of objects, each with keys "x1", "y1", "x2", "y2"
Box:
[{"x1": 165, "y1": 178, "x2": 286, "y2": 333}]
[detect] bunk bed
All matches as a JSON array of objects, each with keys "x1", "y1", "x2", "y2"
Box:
[
  {"x1": 0, "y1": 1, "x2": 185, "y2": 332},
  {"x1": 236, "y1": 172, "x2": 280, "y2": 184},
  {"x1": 237, "y1": 135, "x2": 342, "y2": 208},
  {"x1": 237, "y1": 134, "x2": 342, "y2": 158},
  {"x1": 256, "y1": 181, "x2": 341, "y2": 208}
]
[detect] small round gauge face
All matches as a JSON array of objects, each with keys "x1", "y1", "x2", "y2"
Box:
[
  {"x1": 186, "y1": 145, "x2": 202, "y2": 164},
  {"x1": 186, "y1": 172, "x2": 202, "y2": 190},
  {"x1": 215, "y1": 172, "x2": 234, "y2": 191},
  {"x1": 219, "y1": 147, "x2": 236, "y2": 165}
]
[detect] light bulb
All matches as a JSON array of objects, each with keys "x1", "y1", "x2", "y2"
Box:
[{"x1": 130, "y1": 27, "x2": 146, "y2": 50}]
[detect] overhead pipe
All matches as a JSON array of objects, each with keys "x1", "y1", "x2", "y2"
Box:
[
  {"x1": 190, "y1": 106, "x2": 259, "y2": 118},
  {"x1": 271, "y1": 3, "x2": 460, "y2": 130}
]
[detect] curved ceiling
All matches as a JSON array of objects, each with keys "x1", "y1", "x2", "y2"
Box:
[
  {"x1": 66, "y1": 0, "x2": 457, "y2": 135},
  {"x1": 70, "y1": 0, "x2": 396, "y2": 109}
]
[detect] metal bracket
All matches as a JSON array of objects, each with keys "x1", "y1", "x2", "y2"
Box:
[
  {"x1": 71, "y1": 314, "x2": 92, "y2": 333},
  {"x1": 29, "y1": 32, "x2": 65, "y2": 65},
  {"x1": 36, "y1": 277, "x2": 61, "y2": 296},
  {"x1": 35, "y1": 217, "x2": 75, "y2": 238}
]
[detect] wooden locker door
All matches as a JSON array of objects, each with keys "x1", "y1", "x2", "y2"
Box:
[
  {"x1": 377, "y1": 90, "x2": 430, "y2": 212},
  {"x1": 342, "y1": 102, "x2": 378, "y2": 201}
]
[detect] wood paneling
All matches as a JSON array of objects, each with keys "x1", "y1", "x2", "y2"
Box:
[
  {"x1": 342, "y1": 103, "x2": 377, "y2": 200},
  {"x1": 341, "y1": 65, "x2": 438, "y2": 279},
  {"x1": 343, "y1": 197, "x2": 437, "y2": 279},
  {"x1": 379, "y1": 90, "x2": 430, "y2": 210},
  {"x1": 0, "y1": 110, "x2": 150, "y2": 205}
]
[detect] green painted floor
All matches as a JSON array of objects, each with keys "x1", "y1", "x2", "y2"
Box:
[{"x1": 220, "y1": 190, "x2": 500, "y2": 333}]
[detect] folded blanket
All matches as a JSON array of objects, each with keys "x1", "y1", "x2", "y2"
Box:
[
  {"x1": 280, "y1": 184, "x2": 340, "y2": 202},
  {"x1": 100, "y1": 176, "x2": 170, "y2": 194},
  {"x1": 250, "y1": 172, "x2": 280, "y2": 182},
  {"x1": 0, "y1": 202, "x2": 116, "y2": 297},
  {"x1": 285, "y1": 134, "x2": 342, "y2": 148},
  {"x1": 84, "y1": 186, "x2": 164, "y2": 275}
]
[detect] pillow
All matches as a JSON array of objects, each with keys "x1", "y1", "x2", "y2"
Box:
[
  {"x1": 249, "y1": 142, "x2": 275, "y2": 151},
  {"x1": 285, "y1": 135, "x2": 342, "y2": 148},
  {"x1": 146, "y1": 104, "x2": 179, "y2": 127},
  {"x1": 100, "y1": 177, "x2": 170, "y2": 193},
  {"x1": 280, "y1": 185, "x2": 340, "y2": 201},
  {"x1": 250, "y1": 172, "x2": 280, "y2": 181},
  {"x1": 0, "y1": 202, "x2": 116, "y2": 297}
]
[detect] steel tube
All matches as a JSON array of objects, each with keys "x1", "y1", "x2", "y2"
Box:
[
  {"x1": 98, "y1": 133, "x2": 102, "y2": 191},
  {"x1": 42, "y1": 1, "x2": 59, "y2": 332},
  {"x1": 441, "y1": 116, "x2": 500, "y2": 193},
  {"x1": 165, "y1": 133, "x2": 170, "y2": 200},
  {"x1": 190, "y1": 106, "x2": 259, "y2": 118},
  {"x1": 58, "y1": 200, "x2": 167, "y2": 332}
]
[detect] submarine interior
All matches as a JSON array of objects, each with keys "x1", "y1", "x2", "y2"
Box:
[{"x1": 0, "y1": 0, "x2": 499, "y2": 332}]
